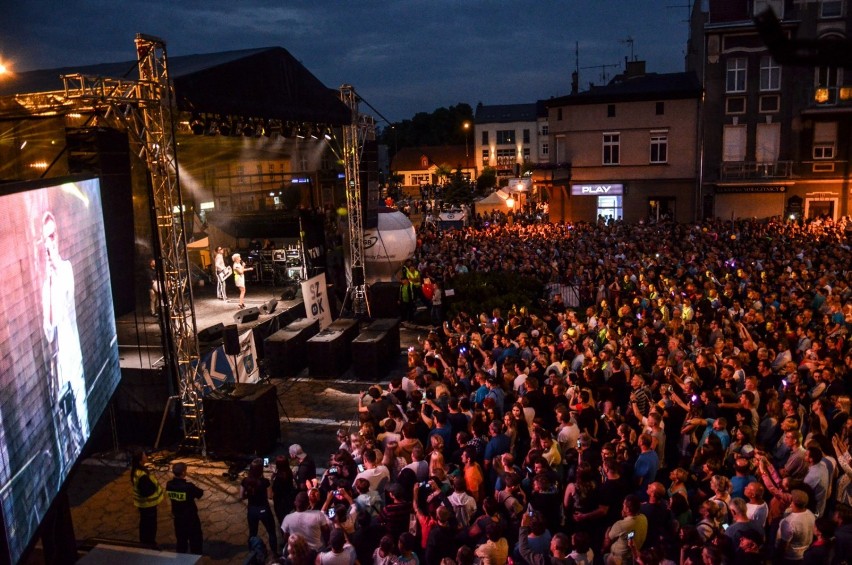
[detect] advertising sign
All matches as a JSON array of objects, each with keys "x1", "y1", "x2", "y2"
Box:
[
  {"x1": 301, "y1": 273, "x2": 333, "y2": 330},
  {"x1": 571, "y1": 183, "x2": 624, "y2": 196}
]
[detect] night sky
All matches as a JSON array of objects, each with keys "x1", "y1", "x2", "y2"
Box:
[{"x1": 1, "y1": 0, "x2": 691, "y2": 122}]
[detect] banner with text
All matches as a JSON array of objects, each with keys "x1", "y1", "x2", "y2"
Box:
[
  {"x1": 301, "y1": 273, "x2": 333, "y2": 330},
  {"x1": 195, "y1": 329, "x2": 259, "y2": 394}
]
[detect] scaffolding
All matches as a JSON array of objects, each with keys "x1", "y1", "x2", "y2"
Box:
[{"x1": 11, "y1": 35, "x2": 206, "y2": 453}]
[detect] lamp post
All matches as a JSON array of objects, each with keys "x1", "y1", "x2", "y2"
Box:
[{"x1": 463, "y1": 121, "x2": 471, "y2": 183}]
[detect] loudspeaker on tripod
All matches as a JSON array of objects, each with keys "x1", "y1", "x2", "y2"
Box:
[{"x1": 224, "y1": 324, "x2": 240, "y2": 355}]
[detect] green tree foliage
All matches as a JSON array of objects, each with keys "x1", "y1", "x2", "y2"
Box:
[
  {"x1": 476, "y1": 166, "x2": 498, "y2": 194},
  {"x1": 379, "y1": 103, "x2": 474, "y2": 161},
  {"x1": 444, "y1": 169, "x2": 474, "y2": 204},
  {"x1": 446, "y1": 272, "x2": 544, "y2": 319}
]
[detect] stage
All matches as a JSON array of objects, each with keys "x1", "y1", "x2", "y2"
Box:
[{"x1": 116, "y1": 285, "x2": 306, "y2": 371}]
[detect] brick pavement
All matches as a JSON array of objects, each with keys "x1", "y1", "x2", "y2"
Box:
[{"x1": 62, "y1": 323, "x2": 430, "y2": 564}]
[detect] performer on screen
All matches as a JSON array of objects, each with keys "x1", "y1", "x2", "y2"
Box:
[
  {"x1": 232, "y1": 253, "x2": 253, "y2": 309},
  {"x1": 40, "y1": 211, "x2": 88, "y2": 470},
  {"x1": 214, "y1": 246, "x2": 229, "y2": 301}
]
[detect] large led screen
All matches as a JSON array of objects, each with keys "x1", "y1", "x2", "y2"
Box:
[{"x1": 0, "y1": 177, "x2": 121, "y2": 563}]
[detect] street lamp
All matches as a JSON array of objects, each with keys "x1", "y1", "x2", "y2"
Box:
[{"x1": 462, "y1": 121, "x2": 471, "y2": 182}]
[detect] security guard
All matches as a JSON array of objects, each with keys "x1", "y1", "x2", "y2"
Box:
[
  {"x1": 165, "y1": 462, "x2": 204, "y2": 554},
  {"x1": 130, "y1": 449, "x2": 165, "y2": 546}
]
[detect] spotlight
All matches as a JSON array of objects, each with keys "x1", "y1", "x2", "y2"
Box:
[
  {"x1": 190, "y1": 114, "x2": 205, "y2": 135},
  {"x1": 296, "y1": 126, "x2": 306, "y2": 139},
  {"x1": 218, "y1": 120, "x2": 232, "y2": 136},
  {"x1": 242, "y1": 120, "x2": 255, "y2": 137}
]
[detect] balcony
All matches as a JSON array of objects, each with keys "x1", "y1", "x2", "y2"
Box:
[{"x1": 720, "y1": 161, "x2": 793, "y2": 181}]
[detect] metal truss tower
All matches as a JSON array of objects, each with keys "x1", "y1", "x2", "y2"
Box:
[
  {"x1": 11, "y1": 35, "x2": 206, "y2": 453},
  {"x1": 339, "y1": 85, "x2": 370, "y2": 316}
]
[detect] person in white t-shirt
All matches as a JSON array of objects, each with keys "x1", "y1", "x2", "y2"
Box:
[{"x1": 353, "y1": 449, "x2": 390, "y2": 494}]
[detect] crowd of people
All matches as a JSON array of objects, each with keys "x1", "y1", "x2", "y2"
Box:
[{"x1": 248, "y1": 214, "x2": 850, "y2": 565}]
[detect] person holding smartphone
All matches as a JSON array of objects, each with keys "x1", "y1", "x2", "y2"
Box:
[{"x1": 602, "y1": 495, "x2": 647, "y2": 564}]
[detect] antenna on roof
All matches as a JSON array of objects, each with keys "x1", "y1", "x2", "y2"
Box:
[{"x1": 621, "y1": 36, "x2": 636, "y2": 62}]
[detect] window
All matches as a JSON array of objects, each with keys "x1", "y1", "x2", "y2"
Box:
[
  {"x1": 523, "y1": 129, "x2": 530, "y2": 144},
  {"x1": 496, "y1": 148, "x2": 515, "y2": 167},
  {"x1": 541, "y1": 142, "x2": 549, "y2": 156},
  {"x1": 820, "y1": 0, "x2": 843, "y2": 18},
  {"x1": 726, "y1": 57, "x2": 747, "y2": 93},
  {"x1": 541, "y1": 124, "x2": 549, "y2": 135},
  {"x1": 597, "y1": 195, "x2": 623, "y2": 221},
  {"x1": 557, "y1": 108, "x2": 563, "y2": 121},
  {"x1": 755, "y1": 123, "x2": 781, "y2": 163},
  {"x1": 523, "y1": 148, "x2": 530, "y2": 161},
  {"x1": 723, "y1": 125, "x2": 746, "y2": 162},
  {"x1": 603, "y1": 133, "x2": 620, "y2": 165},
  {"x1": 655, "y1": 102, "x2": 665, "y2": 115},
  {"x1": 650, "y1": 132, "x2": 668, "y2": 164},
  {"x1": 759, "y1": 95, "x2": 780, "y2": 113},
  {"x1": 760, "y1": 56, "x2": 781, "y2": 91},
  {"x1": 754, "y1": 0, "x2": 783, "y2": 18},
  {"x1": 481, "y1": 131, "x2": 489, "y2": 145},
  {"x1": 496, "y1": 130, "x2": 514, "y2": 145},
  {"x1": 607, "y1": 104, "x2": 616, "y2": 117},
  {"x1": 410, "y1": 174, "x2": 430, "y2": 185},
  {"x1": 813, "y1": 122, "x2": 837, "y2": 159},
  {"x1": 815, "y1": 66, "x2": 841, "y2": 104},
  {"x1": 726, "y1": 97, "x2": 746, "y2": 114}
]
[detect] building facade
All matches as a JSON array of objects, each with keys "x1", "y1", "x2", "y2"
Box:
[
  {"x1": 473, "y1": 102, "x2": 549, "y2": 183},
  {"x1": 690, "y1": 0, "x2": 851, "y2": 220},
  {"x1": 390, "y1": 145, "x2": 473, "y2": 198},
  {"x1": 545, "y1": 62, "x2": 703, "y2": 223}
]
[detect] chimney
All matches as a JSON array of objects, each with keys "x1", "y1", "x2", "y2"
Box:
[{"x1": 625, "y1": 60, "x2": 646, "y2": 78}]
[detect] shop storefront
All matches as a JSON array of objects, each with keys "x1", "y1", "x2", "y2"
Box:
[
  {"x1": 571, "y1": 183, "x2": 623, "y2": 221},
  {"x1": 713, "y1": 185, "x2": 788, "y2": 220}
]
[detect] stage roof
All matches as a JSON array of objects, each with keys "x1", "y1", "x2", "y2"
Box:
[{"x1": 0, "y1": 47, "x2": 351, "y2": 125}]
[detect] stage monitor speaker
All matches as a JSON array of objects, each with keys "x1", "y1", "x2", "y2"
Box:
[
  {"x1": 281, "y1": 287, "x2": 296, "y2": 301},
  {"x1": 261, "y1": 299, "x2": 278, "y2": 315},
  {"x1": 223, "y1": 324, "x2": 240, "y2": 355},
  {"x1": 234, "y1": 306, "x2": 261, "y2": 324},
  {"x1": 198, "y1": 322, "x2": 225, "y2": 342},
  {"x1": 203, "y1": 383, "x2": 279, "y2": 456}
]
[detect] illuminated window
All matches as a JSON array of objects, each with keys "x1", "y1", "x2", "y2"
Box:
[
  {"x1": 650, "y1": 133, "x2": 668, "y2": 164},
  {"x1": 726, "y1": 58, "x2": 747, "y2": 93},
  {"x1": 603, "y1": 133, "x2": 620, "y2": 165},
  {"x1": 760, "y1": 56, "x2": 781, "y2": 91},
  {"x1": 496, "y1": 130, "x2": 514, "y2": 145}
]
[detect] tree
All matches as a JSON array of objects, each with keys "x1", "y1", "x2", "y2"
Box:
[
  {"x1": 378, "y1": 103, "x2": 474, "y2": 162},
  {"x1": 476, "y1": 166, "x2": 497, "y2": 194},
  {"x1": 443, "y1": 169, "x2": 474, "y2": 204}
]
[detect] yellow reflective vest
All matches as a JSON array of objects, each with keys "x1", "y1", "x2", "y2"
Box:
[{"x1": 132, "y1": 468, "x2": 165, "y2": 509}]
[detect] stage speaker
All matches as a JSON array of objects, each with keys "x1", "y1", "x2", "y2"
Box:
[
  {"x1": 198, "y1": 322, "x2": 225, "y2": 342},
  {"x1": 351, "y1": 266, "x2": 365, "y2": 286},
  {"x1": 261, "y1": 299, "x2": 278, "y2": 315},
  {"x1": 234, "y1": 306, "x2": 261, "y2": 324},
  {"x1": 281, "y1": 287, "x2": 296, "y2": 301},
  {"x1": 223, "y1": 324, "x2": 240, "y2": 355},
  {"x1": 203, "y1": 383, "x2": 279, "y2": 456}
]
